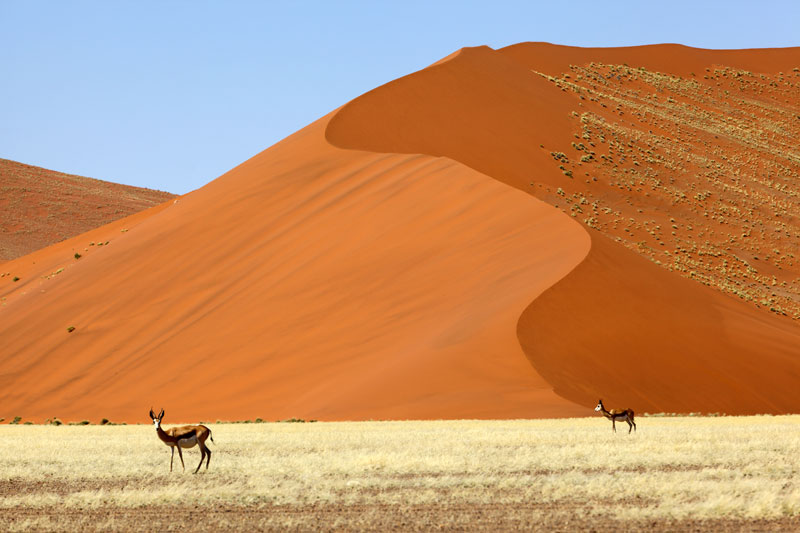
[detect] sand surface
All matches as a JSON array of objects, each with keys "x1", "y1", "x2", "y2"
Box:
[
  {"x1": 3, "y1": 43, "x2": 800, "y2": 422},
  {"x1": 0, "y1": 109, "x2": 588, "y2": 422}
]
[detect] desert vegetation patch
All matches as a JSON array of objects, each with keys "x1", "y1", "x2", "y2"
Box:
[{"x1": 536, "y1": 62, "x2": 800, "y2": 318}]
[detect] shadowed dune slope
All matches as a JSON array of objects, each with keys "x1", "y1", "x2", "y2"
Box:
[
  {"x1": 326, "y1": 45, "x2": 800, "y2": 414},
  {"x1": 326, "y1": 46, "x2": 578, "y2": 193},
  {"x1": 0, "y1": 110, "x2": 589, "y2": 423},
  {"x1": 519, "y1": 233, "x2": 800, "y2": 415}
]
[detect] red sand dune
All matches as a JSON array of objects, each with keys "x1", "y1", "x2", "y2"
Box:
[
  {"x1": 2, "y1": 43, "x2": 800, "y2": 423},
  {"x1": 0, "y1": 158, "x2": 174, "y2": 261},
  {"x1": 0, "y1": 113, "x2": 588, "y2": 422}
]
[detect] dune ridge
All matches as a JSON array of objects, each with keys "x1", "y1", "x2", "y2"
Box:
[{"x1": 500, "y1": 42, "x2": 800, "y2": 79}]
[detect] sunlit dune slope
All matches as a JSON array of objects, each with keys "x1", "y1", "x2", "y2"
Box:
[
  {"x1": 327, "y1": 44, "x2": 800, "y2": 414},
  {"x1": 0, "y1": 158, "x2": 174, "y2": 261},
  {"x1": 0, "y1": 110, "x2": 589, "y2": 422}
]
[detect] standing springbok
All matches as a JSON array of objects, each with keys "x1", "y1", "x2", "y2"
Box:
[
  {"x1": 594, "y1": 399, "x2": 636, "y2": 433},
  {"x1": 149, "y1": 408, "x2": 214, "y2": 473}
]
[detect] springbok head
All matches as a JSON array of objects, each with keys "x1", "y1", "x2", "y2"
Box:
[
  {"x1": 594, "y1": 399, "x2": 604, "y2": 412},
  {"x1": 149, "y1": 407, "x2": 165, "y2": 429}
]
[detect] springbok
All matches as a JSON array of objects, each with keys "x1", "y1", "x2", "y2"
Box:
[
  {"x1": 594, "y1": 399, "x2": 636, "y2": 433},
  {"x1": 149, "y1": 408, "x2": 214, "y2": 473}
]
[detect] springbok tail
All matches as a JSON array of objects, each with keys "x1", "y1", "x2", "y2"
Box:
[{"x1": 208, "y1": 428, "x2": 214, "y2": 444}]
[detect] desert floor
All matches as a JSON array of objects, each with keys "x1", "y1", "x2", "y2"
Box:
[{"x1": 2, "y1": 416, "x2": 800, "y2": 532}]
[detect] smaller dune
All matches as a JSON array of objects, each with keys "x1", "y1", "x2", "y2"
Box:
[{"x1": 0, "y1": 158, "x2": 175, "y2": 260}]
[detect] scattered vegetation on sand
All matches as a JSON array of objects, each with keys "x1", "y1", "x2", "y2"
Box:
[
  {"x1": 0, "y1": 417, "x2": 798, "y2": 531},
  {"x1": 535, "y1": 63, "x2": 800, "y2": 319}
]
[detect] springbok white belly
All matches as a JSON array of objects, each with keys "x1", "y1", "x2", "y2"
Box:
[{"x1": 177, "y1": 435, "x2": 198, "y2": 448}]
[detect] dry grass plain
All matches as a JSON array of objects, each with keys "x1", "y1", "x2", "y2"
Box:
[{"x1": 2, "y1": 416, "x2": 800, "y2": 532}]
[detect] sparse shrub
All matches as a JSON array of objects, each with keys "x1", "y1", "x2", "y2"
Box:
[
  {"x1": 11, "y1": 416, "x2": 22, "y2": 424},
  {"x1": 74, "y1": 253, "x2": 82, "y2": 259},
  {"x1": 67, "y1": 326, "x2": 76, "y2": 333}
]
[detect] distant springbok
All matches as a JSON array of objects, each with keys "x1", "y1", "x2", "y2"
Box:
[
  {"x1": 149, "y1": 408, "x2": 214, "y2": 473},
  {"x1": 594, "y1": 399, "x2": 636, "y2": 433}
]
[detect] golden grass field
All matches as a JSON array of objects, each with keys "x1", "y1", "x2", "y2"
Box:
[{"x1": 2, "y1": 416, "x2": 800, "y2": 531}]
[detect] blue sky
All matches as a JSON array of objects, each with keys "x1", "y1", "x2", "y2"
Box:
[{"x1": 2, "y1": 1, "x2": 799, "y2": 194}]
